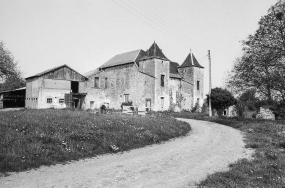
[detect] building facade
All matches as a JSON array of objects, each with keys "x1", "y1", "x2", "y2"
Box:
[
  {"x1": 25, "y1": 65, "x2": 88, "y2": 109},
  {"x1": 25, "y1": 42, "x2": 204, "y2": 111},
  {"x1": 83, "y1": 42, "x2": 204, "y2": 111}
]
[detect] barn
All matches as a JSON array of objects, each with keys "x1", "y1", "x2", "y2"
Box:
[
  {"x1": 25, "y1": 64, "x2": 88, "y2": 109},
  {"x1": 0, "y1": 87, "x2": 26, "y2": 109}
]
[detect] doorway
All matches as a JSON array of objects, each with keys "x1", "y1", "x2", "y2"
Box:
[
  {"x1": 146, "y1": 99, "x2": 151, "y2": 111},
  {"x1": 71, "y1": 81, "x2": 79, "y2": 93}
]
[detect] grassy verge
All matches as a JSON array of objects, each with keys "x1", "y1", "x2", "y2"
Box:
[
  {"x1": 170, "y1": 112, "x2": 285, "y2": 187},
  {"x1": 0, "y1": 109, "x2": 190, "y2": 175}
]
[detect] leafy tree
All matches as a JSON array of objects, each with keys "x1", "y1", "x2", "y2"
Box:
[
  {"x1": 0, "y1": 75, "x2": 25, "y2": 91},
  {"x1": 226, "y1": 1, "x2": 285, "y2": 102},
  {"x1": 0, "y1": 41, "x2": 25, "y2": 91},
  {"x1": 235, "y1": 89, "x2": 259, "y2": 118},
  {"x1": 207, "y1": 87, "x2": 236, "y2": 116}
]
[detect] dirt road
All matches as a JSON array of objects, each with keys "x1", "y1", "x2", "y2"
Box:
[{"x1": 0, "y1": 119, "x2": 253, "y2": 188}]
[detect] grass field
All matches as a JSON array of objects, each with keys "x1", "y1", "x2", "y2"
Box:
[
  {"x1": 170, "y1": 112, "x2": 285, "y2": 187},
  {"x1": 0, "y1": 109, "x2": 191, "y2": 175}
]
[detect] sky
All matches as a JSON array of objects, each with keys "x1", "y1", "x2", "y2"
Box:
[{"x1": 0, "y1": 0, "x2": 278, "y2": 95}]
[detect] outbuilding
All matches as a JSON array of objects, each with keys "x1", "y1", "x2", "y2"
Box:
[
  {"x1": 0, "y1": 87, "x2": 26, "y2": 109},
  {"x1": 25, "y1": 64, "x2": 88, "y2": 109}
]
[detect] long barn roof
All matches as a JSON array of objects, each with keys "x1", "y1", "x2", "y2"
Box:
[{"x1": 25, "y1": 64, "x2": 87, "y2": 80}]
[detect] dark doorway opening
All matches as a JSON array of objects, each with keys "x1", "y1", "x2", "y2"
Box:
[{"x1": 71, "y1": 81, "x2": 79, "y2": 93}]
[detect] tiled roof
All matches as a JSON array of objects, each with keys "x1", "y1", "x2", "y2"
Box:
[
  {"x1": 179, "y1": 53, "x2": 204, "y2": 68},
  {"x1": 84, "y1": 69, "x2": 101, "y2": 78},
  {"x1": 170, "y1": 62, "x2": 179, "y2": 74},
  {"x1": 170, "y1": 73, "x2": 181, "y2": 79},
  {"x1": 99, "y1": 50, "x2": 144, "y2": 69},
  {"x1": 140, "y1": 42, "x2": 169, "y2": 61},
  {"x1": 169, "y1": 62, "x2": 181, "y2": 78},
  {"x1": 25, "y1": 64, "x2": 87, "y2": 80}
]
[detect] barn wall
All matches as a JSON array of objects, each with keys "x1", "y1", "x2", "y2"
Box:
[
  {"x1": 42, "y1": 67, "x2": 86, "y2": 81},
  {"x1": 25, "y1": 78, "x2": 40, "y2": 108},
  {"x1": 37, "y1": 78, "x2": 71, "y2": 109}
]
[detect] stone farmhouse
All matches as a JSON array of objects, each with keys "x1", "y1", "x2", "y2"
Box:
[{"x1": 24, "y1": 42, "x2": 204, "y2": 111}]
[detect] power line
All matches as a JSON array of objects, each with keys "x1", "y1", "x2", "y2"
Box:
[
  {"x1": 113, "y1": 0, "x2": 191, "y2": 49},
  {"x1": 111, "y1": 0, "x2": 208, "y2": 56},
  {"x1": 131, "y1": 0, "x2": 208, "y2": 52}
]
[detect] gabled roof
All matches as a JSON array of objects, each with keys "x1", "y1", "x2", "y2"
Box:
[
  {"x1": 179, "y1": 53, "x2": 204, "y2": 68},
  {"x1": 99, "y1": 49, "x2": 145, "y2": 69},
  {"x1": 25, "y1": 64, "x2": 87, "y2": 80},
  {"x1": 140, "y1": 42, "x2": 169, "y2": 61}
]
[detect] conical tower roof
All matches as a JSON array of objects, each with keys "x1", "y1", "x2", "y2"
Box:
[
  {"x1": 140, "y1": 42, "x2": 169, "y2": 61},
  {"x1": 179, "y1": 53, "x2": 204, "y2": 68}
]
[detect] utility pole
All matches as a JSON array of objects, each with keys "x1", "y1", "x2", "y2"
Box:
[{"x1": 208, "y1": 50, "x2": 212, "y2": 117}]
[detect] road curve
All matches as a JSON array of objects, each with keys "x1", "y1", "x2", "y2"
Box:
[{"x1": 0, "y1": 119, "x2": 253, "y2": 188}]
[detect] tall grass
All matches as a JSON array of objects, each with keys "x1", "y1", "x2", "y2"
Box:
[{"x1": 0, "y1": 109, "x2": 190, "y2": 174}]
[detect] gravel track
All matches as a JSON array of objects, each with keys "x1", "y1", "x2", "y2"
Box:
[{"x1": 0, "y1": 119, "x2": 253, "y2": 188}]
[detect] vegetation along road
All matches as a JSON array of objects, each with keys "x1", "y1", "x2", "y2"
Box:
[{"x1": 0, "y1": 119, "x2": 252, "y2": 188}]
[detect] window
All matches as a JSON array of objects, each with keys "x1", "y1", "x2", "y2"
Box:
[
  {"x1": 59, "y1": 99, "x2": 65, "y2": 104},
  {"x1": 197, "y1": 80, "x2": 200, "y2": 90},
  {"x1": 46, "y1": 98, "x2": 53, "y2": 103},
  {"x1": 90, "y1": 101, "x2": 94, "y2": 109},
  {"x1": 124, "y1": 94, "x2": 129, "y2": 102},
  {"x1": 146, "y1": 99, "x2": 151, "y2": 111},
  {"x1": 161, "y1": 75, "x2": 165, "y2": 87},
  {"x1": 94, "y1": 77, "x2": 99, "y2": 88},
  {"x1": 105, "y1": 78, "x2": 108, "y2": 88},
  {"x1": 161, "y1": 97, "x2": 164, "y2": 108}
]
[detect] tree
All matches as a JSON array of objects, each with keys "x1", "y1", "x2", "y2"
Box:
[
  {"x1": 235, "y1": 89, "x2": 259, "y2": 118},
  {"x1": 0, "y1": 41, "x2": 25, "y2": 91},
  {"x1": 0, "y1": 75, "x2": 25, "y2": 91},
  {"x1": 207, "y1": 87, "x2": 236, "y2": 116},
  {"x1": 226, "y1": 1, "x2": 285, "y2": 103}
]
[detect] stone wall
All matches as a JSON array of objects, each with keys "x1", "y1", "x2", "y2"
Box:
[
  {"x1": 193, "y1": 67, "x2": 204, "y2": 108},
  {"x1": 169, "y1": 78, "x2": 182, "y2": 112},
  {"x1": 84, "y1": 64, "x2": 156, "y2": 110},
  {"x1": 153, "y1": 59, "x2": 170, "y2": 111},
  {"x1": 256, "y1": 107, "x2": 275, "y2": 120}
]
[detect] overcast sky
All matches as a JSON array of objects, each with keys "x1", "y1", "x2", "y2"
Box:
[{"x1": 0, "y1": 0, "x2": 277, "y2": 94}]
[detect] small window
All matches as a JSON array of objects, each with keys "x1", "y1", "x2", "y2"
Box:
[
  {"x1": 161, "y1": 75, "x2": 165, "y2": 87},
  {"x1": 197, "y1": 81, "x2": 200, "y2": 90},
  {"x1": 105, "y1": 78, "x2": 108, "y2": 88},
  {"x1": 124, "y1": 94, "x2": 129, "y2": 102},
  {"x1": 47, "y1": 98, "x2": 53, "y2": 103},
  {"x1": 59, "y1": 99, "x2": 65, "y2": 103},
  {"x1": 161, "y1": 97, "x2": 164, "y2": 108},
  {"x1": 94, "y1": 77, "x2": 99, "y2": 88}
]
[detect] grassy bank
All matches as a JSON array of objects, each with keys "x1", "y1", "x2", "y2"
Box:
[
  {"x1": 0, "y1": 109, "x2": 190, "y2": 174},
  {"x1": 170, "y1": 112, "x2": 285, "y2": 187}
]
